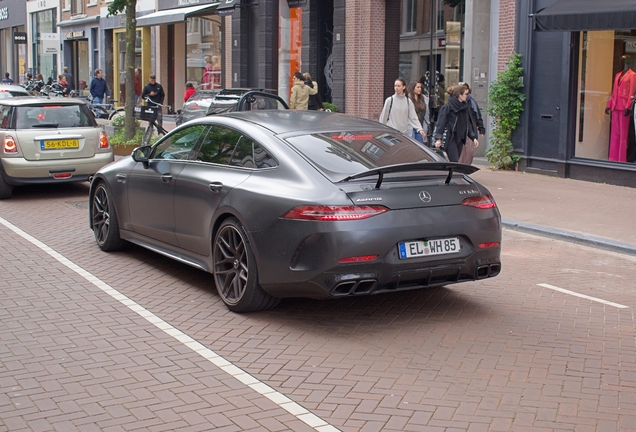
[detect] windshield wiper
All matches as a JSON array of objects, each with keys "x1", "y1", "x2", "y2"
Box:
[{"x1": 340, "y1": 162, "x2": 479, "y2": 188}]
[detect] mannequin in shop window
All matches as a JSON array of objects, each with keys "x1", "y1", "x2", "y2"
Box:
[{"x1": 605, "y1": 55, "x2": 636, "y2": 162}]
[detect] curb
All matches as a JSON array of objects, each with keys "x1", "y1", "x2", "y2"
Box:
[{"x1": 503, "y1": 219, "x2": 636, "y2": 257}]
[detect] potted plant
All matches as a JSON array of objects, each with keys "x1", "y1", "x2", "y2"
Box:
[
  {"x1": 104, "y1": 112, "x2": 141, "y2": 136},
  {"x1": 109, "y1": 128, "x2": 146, "y2": 156}
]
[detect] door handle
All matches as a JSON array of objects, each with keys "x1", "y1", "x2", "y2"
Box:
[
  {"x1": 115, "y1": 173, "x2": 127, "y2": 183},
  {"x1": 209, "y1": 182, "x2": 223, "y2": 192},
  {"x1": 161, "y1": 174, "x2": 173, "y2": 183}
]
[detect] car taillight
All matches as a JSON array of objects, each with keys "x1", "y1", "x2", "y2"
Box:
[
  {"x1": 99, "y1": 131, "x2": 110, "y2": 149},
  {"x1": 281, "y1": 205, "x2": 389, "y2": 221},
  {"x1": 461, "y1": 194, "x2": 496, "y2": 209},
  {"x1": 338, "y1": 255, "x2": 379, "y2": 263},
  {"x1": 478, "y1": 242, "x2": 500, "y2": 249},
  {"x1": 3, "y1": 135, "x2": 17, "y2": 153}
]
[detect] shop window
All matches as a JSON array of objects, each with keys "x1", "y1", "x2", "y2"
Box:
[
  {"x1": 278, "y1": 0, "x2": 302, "y2": 105},
  {"x1": 186, "y1": 16, "x2": 222, "y2": 90},
  {"x1": 575, "y1": 30, "x2": 636, "y2": 163}
]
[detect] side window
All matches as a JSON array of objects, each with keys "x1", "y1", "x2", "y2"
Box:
[
  {"x1": 246, "y1": 94, "x2": 286, "y2": 111},
  {"x1": 195, "y1": 125, "x2": 242, "y2": 165},
  {"x1": 228, "y1": 136, "x2": 278, "y2": 169},
  {"x1": 0, "y1": 106, "x2": 12, "y2": 129},
  {"x1": 153, "y1": 125, "x2": 207, "y2": 160}
]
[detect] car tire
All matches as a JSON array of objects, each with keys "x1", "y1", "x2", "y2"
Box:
[
  {"x1": 91, "y1": 181, "x2": 126, "y2": 251},
  {"x1": 0, "y1": 175, "x2": 13, "y2": 200},
  {"x1": 213, "y1": 217, "x2": 280, "y2": 312}
]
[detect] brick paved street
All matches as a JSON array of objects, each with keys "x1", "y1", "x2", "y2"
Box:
[{"x1": 1, "y1": 180, "x2": 636, "y2": 431}]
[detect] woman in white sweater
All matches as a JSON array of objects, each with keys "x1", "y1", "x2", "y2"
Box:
[{"x1": 379, "y1": 78, "x2": 425, "y2": 136}]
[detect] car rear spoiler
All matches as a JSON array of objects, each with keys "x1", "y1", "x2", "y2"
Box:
[{"x1": 341, "y1": 162, "x2": 479, "y2": 188}]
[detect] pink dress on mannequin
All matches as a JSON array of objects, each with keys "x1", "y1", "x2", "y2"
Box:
[{"x1": 607, "y1": 68, "x2": 636, "y2": 162}]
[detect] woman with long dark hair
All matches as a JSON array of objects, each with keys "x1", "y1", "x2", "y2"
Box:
[
  {"x1": 407, "y1": 81, "x2": 427, "y2": 143},
  {"x1": 433, "y1": 85, "x2": 479, "y2": 162},
  {"x1": 379, "y1": 78, "x2": 425, "y2": 137}
]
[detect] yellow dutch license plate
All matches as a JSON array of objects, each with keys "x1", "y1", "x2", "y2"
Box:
[{"x1": 41, "y1": 139, "x2": 80, "y2": 150}]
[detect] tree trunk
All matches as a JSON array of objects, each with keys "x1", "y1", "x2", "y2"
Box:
[{"x1": 124, "y1": 0, "x2": 137, "y2": 141}]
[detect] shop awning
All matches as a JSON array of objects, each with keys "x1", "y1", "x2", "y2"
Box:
[
  {"x1": 534, "y1": 0, "x2": 636, "y2": 31},
  {"x1": 136, "y1": 2, "x2": 220, "y2": 27},
  {"x1": 57, "y1": 15, "x2": 100, "y2": 28},
  {"x1": 216, "y1": 0, "x2": 237, "y2": 16}
]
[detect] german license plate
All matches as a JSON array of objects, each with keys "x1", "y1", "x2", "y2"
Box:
[
  {"x1": 398, "y1": 237, "x2": 461, "y2": 259},
  {"x1": 41, "y1": 139, "x2": 79, "y2": 150}
]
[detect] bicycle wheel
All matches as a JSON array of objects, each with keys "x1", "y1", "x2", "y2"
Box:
[
  {"x1": 142, "y1": 122, "x2": 154, "y2": 146},
  {"x1": 108, "y1": 107, "x2": 126, "y2": 120}
]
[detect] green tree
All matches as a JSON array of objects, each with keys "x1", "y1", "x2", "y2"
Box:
[
  {"x1": 485, "y1": 52, "x2": 525, "y2": 170},
  {"x1": 107, "y1": 0, "x2": 137, "y2": 141}
]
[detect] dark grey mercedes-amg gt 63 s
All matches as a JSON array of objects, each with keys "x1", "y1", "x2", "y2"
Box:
[{"x1": 89, "y1": 111, "x2": 501, "y2": 312}]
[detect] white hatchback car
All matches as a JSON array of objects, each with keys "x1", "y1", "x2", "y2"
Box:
[{"x1": 0, "y1": 97, "x2": 113, "y2": 199}]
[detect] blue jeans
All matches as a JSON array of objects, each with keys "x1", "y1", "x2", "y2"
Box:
[
  {"x1": 93, "y1": 96, "x2": 103, "y2": 104},
  {"x1": 412, "y1": 129, "x2": 424, "y2": 143}
]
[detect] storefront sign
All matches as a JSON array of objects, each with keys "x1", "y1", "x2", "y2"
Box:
[
  {"x1": 0, "y1": 7, "x2": 8, "y2": 20},
  {"x1": 14, "y1": 32, "x2": 27, "y2": 44},
  {"x1": 64, "y1": 30, "x2": 85, "y2": 39},
  {"x1": 216, "y1": 0, "x2": 236, "y2": 16},
  {"x1": 178, "y1": 0, "x2": 200, "y2": 5},
  {"x1": 287, "y1": 0, "x2": 307, "y2": 6},
  {"x1": 625, "y1": 38, "x2": 636, "y2": 54},
  {"x1": 40, "y1": 33, "x2": 59, "y2": 54}
]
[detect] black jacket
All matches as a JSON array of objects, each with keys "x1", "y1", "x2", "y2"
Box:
[
  {"x1": 467, "y1": 94, "x2": 486, "y2": 135},
  {"x1": 142, "y1": 82, "x2": 165, "y2": 105},
  {"x1": 433, "y1": 96, "x2": 477, "y2": 148}
]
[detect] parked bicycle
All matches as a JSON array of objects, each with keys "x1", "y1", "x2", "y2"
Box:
[
  {"x1": 86, "y1": 94, "x2": 120, "y2": 120},
  {"x1": 138, "y1": 97, "x2": 170, "y2": 146}
]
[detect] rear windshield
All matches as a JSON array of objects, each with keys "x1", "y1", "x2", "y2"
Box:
[
  {"x1": 0, "y1": 90, "x2": 28, "y2": 98},
  {"x1": 207, "y1": 100, "x2": 237, "y2": 115},
  {"x1": 16, "y1": 104, "x2": 96, "y2": 129},
  {"x1": 285, "y1": 131, "x2": 437, "y2": 181}
]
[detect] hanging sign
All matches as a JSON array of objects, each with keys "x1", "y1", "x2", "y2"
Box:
[
  {"x1": 14, "y1": 32, "x2": 27, "y2": 44},
  {"x1": 40, "y1": 33, "x2": 59, "y2": 54},
  {"x1": 288, "y1": 0, "x2": 306, "y2": 6}
]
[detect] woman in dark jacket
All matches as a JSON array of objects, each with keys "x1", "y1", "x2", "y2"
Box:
[{"x1": 433, "y1": 85, "x2": 478, "y2": 162}]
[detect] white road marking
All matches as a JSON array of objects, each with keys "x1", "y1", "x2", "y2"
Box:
[
  {"x1": 537, "y1": 283, "x2": 629, "y2": 309},
  {"x1": 0, "y1": 216, "x2": 341, "y2": 432}
]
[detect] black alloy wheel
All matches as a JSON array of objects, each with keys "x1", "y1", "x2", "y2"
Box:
[
  {"x1": 92, "y1": 183, "x2": 125, "y2": 251},
  {"x1": 213, "y1": 218, "x2": 280, "y2": 312}
]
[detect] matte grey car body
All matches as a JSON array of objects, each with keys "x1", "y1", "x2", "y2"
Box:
[
  {"x1": 89, "y1": 111, "x2": 501, "y2": 312},
  {"x1": 0, "y1": 96, "x2": 113, "y2": 199}
]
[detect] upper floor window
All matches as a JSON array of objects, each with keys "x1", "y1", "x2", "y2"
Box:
[
  {"x1": 72, "y1": 0, "x2": 83, "y2": 15},
  {"x1": 63, "y1": 0, "x2": 70, "y2": 11},
  {"x1": 436, "y1": 0, "x2": 445, "y2": 31},
  {"x1": 402, "y1": 0, "x2": 417, "y2": 34}
]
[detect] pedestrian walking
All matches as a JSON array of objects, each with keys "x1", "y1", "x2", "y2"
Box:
[
  {"x1": 303, "y1": 72, "x2": 323, "y2": 111},
  {"x1": 62, "y1": 66, "x2": 74, "y2": 92},
  {"x1": 142, "y1": 73, "x2": 166, "y2": 127},
  {"x1": 433, "y1": 85, "x2": 479, "y2": 162},
  {"x1": 378, "y1": 78, "x2": 425, "y2": 137},
  {"x1": 1, "y1": 72, "x2": 13, "y2": 84},
  {"x1": 457, "y1": 82, "x2": 486, "y2": 165},
  {"x1": 184, "y1": 82, "x2": 196, "y2": 102},
  {"x1": 289, "y1": 72, "x2": 315, "y2": 110},
  {"x1": 58, "y1": 74, "x2": 71, "y2": 97},
  {"x1": 407, "y1": 81, "x2": 428, "y2": 143},
  {"x1": 89, "y1": 69, "x2": 109, "y2": 104}
]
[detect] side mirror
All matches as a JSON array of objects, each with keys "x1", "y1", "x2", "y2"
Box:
[{"x1": 132, "y1": 145, "x2": 152, "y2": 168}]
